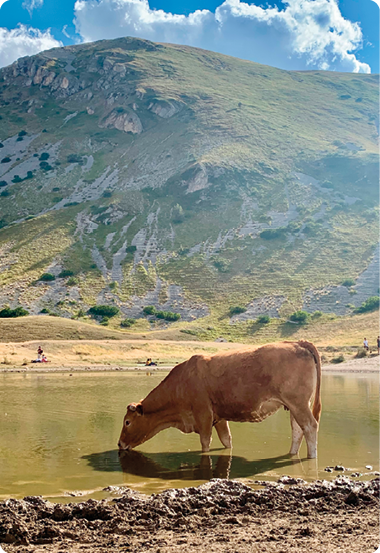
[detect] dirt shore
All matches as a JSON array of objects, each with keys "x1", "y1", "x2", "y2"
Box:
[
  {"x1": 1, "y1": 478, "x2": 378, "y2": 553},
  {"x1": 0, "y1": 355, "x2": 378, "y2": 374}
]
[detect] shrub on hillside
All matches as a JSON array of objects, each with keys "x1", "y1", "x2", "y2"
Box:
[
  {"x1": 39, "y1": 273, "x2": 55, "y2": 282},
  {"x1": 213, "y1": 258, "x2": 231, "y2": 272},
  {"x1": 289, "y1": 310, "x2": 310, "y2": 324},
  {"x1": 40, "y1": 308, "x2": 50, "y2": 314},
  {"x1": 67, "y1": 154, "x2": 83, "y2": 164},
  {"x1": 121, "y1": 318, "x2": 136, "y2": 328},
  {"x1": 260, "y1": 228, "x2": 285, "y2": 240},
  {"x1": 88, "y1": 305, "x2": 119, "y2": 318},
  {"x1": 1, "y1": 190, "x2": 9, "y2": 197},
  {"x1": 143, "y1": 305, "x2": 156, "y2": 315},
  {"x1": 0, "y1": 181, "x2": 7, "y2": 187},
  {"x1": 39, "y1": 152, "x2": 50, "y2": 161},
  {"x1": 172, "y1": 204, "x2": 184, "y2": 224},
  {"x1": 257, "y1": 315, "x2": 270, "y2": 324},
  {"x1": 58, "y1": 269, "x2": 74, "y2": 278},
  {"x1": 355, "y1": 348, "x2": 367, "y2": 359},
  {"x1": 331, "y1": 354, "x2": 345, "y2": 364},
  {"x1": 67, "y1": 277, "x2": 78, "y2": 286},
  {"x1": 354, "y1": 296, "x2": 379, "y2": 314},
  {"x1": 342, "y1": 278, "x2": 355, "y2": 287},
  {"x1": 0, "y1": 306, "x2": 29, "y2": 318},
  {"x1": 312, "y1": 310, "x2": 323, "y2": 318},
  {"x1": 1, "y1": 157, "x2": 11, "y2": 163},
  {"x1": 155, "y1": 310, "x2": 181, "y2": 321},
  {"x1": 229, "y1": 306, "x2": 247, "y2": 316},
  {"x1": 18, "y1": 130, "x2": 27, "y2": 137}
]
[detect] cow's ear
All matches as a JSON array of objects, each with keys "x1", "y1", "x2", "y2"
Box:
[
  {"x1": 136, "y1": 403, "x2": 143, "y2": 416},
  {"x1": 127, "y1": 403, "x2": 136, "y2": 412}
]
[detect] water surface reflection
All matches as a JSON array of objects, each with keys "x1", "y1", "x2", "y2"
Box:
[{"x1": 83, "y1": 449, "x2": 313, "y2": 481}]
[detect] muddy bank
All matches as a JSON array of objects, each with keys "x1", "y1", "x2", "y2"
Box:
[{"x1": 1, "y1": 478, "x2": 378, "y2": 552}]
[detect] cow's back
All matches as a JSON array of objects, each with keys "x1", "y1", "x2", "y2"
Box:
[{"x1": 191, "y1": 342, "x2": 317, "y2": 421}]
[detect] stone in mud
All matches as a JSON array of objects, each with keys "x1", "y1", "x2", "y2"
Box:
[
  {"x1": 334, "y1": 465, "x2": 345, "y2": 471},
  {"x1": 324, "y1": 467, "x2": 334, "y2": 472},
  {"x1": 345, "y1": 491, "x2": 360, "y2": 506}
]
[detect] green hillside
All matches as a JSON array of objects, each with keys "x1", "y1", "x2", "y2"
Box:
[{"x1": 0, "y1": 37, "x2": 378, "y2": 339}]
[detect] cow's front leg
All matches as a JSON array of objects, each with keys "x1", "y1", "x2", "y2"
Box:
[
  {"x1": 215, "y1": 420, "x2": 232, "y2": 449},
  {"x1": 195, "y1": 409, "x2": 213, "y2": 452}
]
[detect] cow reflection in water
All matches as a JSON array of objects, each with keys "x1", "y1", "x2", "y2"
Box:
[
  {"x1": 83, "y1": 449, "x2": 315, "y2": 481},
  {"x1": 118, "y1": 450, "x2": 233, "y2": 481}
]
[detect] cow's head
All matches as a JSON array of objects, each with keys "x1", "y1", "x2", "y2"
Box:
[{"x1": 118, "y1": 402, "x2": 148, "y2": 450}]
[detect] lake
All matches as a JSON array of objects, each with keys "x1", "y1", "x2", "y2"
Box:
[{"x1": 0, "y1": 371, "x2": 378, "y2": 501}]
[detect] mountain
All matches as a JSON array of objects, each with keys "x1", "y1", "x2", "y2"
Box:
[{"x1": 0, "y1": 37, "x2": 378, "y2": 339}]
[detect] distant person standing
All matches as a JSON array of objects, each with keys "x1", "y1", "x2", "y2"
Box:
[
  {"x1": 37, "y1": 345, "x2": 43, "y2": 360},
  {"x1": 377, "y1": 336, "x2": 380, "y2": 355},
  {"x1": 363, "y1": 338, "x2": 369, "y2": 351}
]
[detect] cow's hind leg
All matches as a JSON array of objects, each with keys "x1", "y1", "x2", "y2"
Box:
[
  {"x1": 215, "y1": 420, "x2": 232, "y2": 449},
  {"x1": 289, "y1": 405, "x2": 318, "y2": 459},
  {"x1": 289, "y1": 413, "x2": 303, "y2": 455}
]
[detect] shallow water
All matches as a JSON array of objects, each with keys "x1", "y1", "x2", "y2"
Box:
[{"x1": 0, "y1": 371, "x2": 378, "y2": 500}]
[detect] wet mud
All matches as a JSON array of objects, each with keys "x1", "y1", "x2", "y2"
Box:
[{"x1": 1, "y1": 477, "x2": 378, "y2": 552}]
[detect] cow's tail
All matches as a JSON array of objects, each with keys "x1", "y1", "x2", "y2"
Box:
[{"x1": 298, "y1": 340, "x2": 322, "y2": 423}]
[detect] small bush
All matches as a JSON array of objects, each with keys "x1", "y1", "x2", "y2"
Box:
[
  {"x1": 39, "y1": 273, "x2": 55, "y2": 282},
  {"x1": 67, "y1": 277, "x2": 78, "y2": 286},
  {"x1": 126, "y1": 245, "x2": 137, "y2": 253},
  {"x1": 59, "y1": 269, "x2": 74, "y2": 278},
  {"x1": 18, "y1": 130, "x2": 27, "y2": 137},
  {"x1": 12, "y1": 175, "x2": 22, "y2": 183},
  {"x1": 121, "y1": 318, "x2": 136, "y2": 328},
  {"x1": 331, "y1": 354, "x2": 345, "y2": 364},
  {"x1": 1, "y1": 190, "x2": 9, "y2": 197},
  {"x1": 213, "y1": 258, "x2": 231, "y2": 273},
  {"x1": 0, "y1": 143, "x2": 3, "y2": 148},
  {"x1": 342, "y1": 278, "x2": 355, "y2": 287},
  {"x1": 77, "y1": 309, "x2": 86, "y2": 318},
  {"x1": 16, "y1": 136, "x2": 23, "y2": 142},
  {"x1": 1, "y1": 157, "x2": 11, "y2": 163},
  {"x1": 354, "y1": 296, "x2": 379, "y2": 314},
  {"x1": 143, "y1": 305, "x2": 156, "y2": 315},
  {"x1": 260, "y1": 228, "x2": 285, "y2": 240},
  {"x1": 163, "y1": 311, "x2": 181, "y2": 322},
  {"x1": 67, "y1": 154, "x2": 83, "y2": 164},
  {"x1": 257, "y1": 315, "x2": 270, "y2": 324},
  {"x1": 0, "y1": 306, "x2": 29, "y2": 318},
  {"x1": 25, "y1": 171, "x2": 33, "y2": 180},
  {"x1": 289, "y1": 310, "x2": 310, "y2": 324},
  {"x1": 88, "y1": 305, "x2": 119, "y2": 318},
  {"x1": 312, "y1": 310, "x2": 323, "y2": 318},
  {"x1": 39, "y1": 152, "x2": 50, "y2": 161},
  {"x1": 355, "y1": 348, "x2": 367, "y2": 359},
  {"x1": 0, "y1": 181, "x2": 7, "y2": 187},
  {"x1": 102, "y1": 190, "x2": 113, "y2": 198},
  {"x1": 172, "y1": 204, "x2": 184, "y2": 224},
  {"x1": 229, "y1": 306, "x2": 247, "y2": 316},
  {"x1": 40, "y1": 308, "x2": 50, "y2": 314},
  {"x1": 109, "y1": 281, "x2": 117, "y2": 290}
]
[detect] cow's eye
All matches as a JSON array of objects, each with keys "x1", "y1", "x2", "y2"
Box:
[{"x1": 125, "y1": 420, "x2": 130, "y2": 427}]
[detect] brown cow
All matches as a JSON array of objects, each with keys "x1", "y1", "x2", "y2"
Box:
[{"x1": 118, "y1": 340, "x2": 322, "y2": 458}]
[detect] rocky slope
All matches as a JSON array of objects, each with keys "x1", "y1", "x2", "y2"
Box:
[{"x1": 0, "y1": 37, "x2": 378, "y2": 334}]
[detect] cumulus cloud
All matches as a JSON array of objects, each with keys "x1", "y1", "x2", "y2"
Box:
[
  {"x1": 0, "y1": 25, "x2": 62, "y2": 68},
  {"x1": 74, "y1": 0, "x2": 371, "y2": 73},
  {"x1": 23, "y1": 0, "x2": 44, "y2": 16}
]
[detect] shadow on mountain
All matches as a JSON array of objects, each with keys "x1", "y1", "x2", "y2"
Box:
[
  {"x1": 82, "y1": 449, "x2": 306, "y2": 481},
  {"x1": 279, "y1": 322, "x2": 301, "y2": 337}
]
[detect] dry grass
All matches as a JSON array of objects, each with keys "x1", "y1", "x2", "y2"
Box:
[{"x1": 0, "y1": 337, "x2": 244, "y2": 368}]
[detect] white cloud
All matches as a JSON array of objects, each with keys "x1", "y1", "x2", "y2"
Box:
[
  {"x1": 74, "y1": 0, "x2": 371, "y2": 73},
  {"x1": 0, "y1": 0, "x2": 10, "y2": 8},
  {"x1": 23, "y1": 0, "x2": 44, "y2": 16},
  {"x1": 0, "y1": 25, "x2": 62, "y2": 68}
]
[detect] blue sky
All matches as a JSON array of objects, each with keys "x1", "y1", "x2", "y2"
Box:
[{"x1": 0, "y1": 0, "x2": 378, "y2": 73}]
